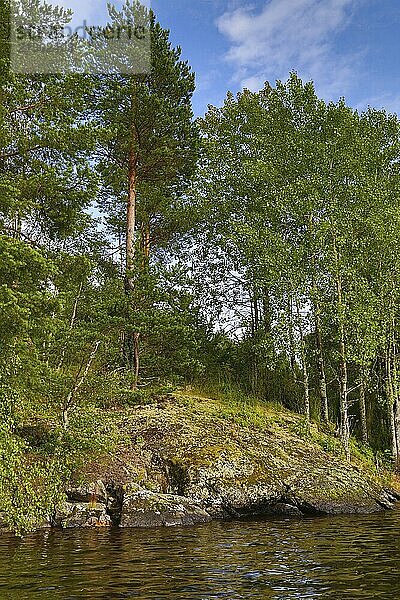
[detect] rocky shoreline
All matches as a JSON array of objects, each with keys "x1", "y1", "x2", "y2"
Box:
[
  {"x1": 3, "y1": 392, "x2": 399, "y2": 532},
  {"x1": 54, "y1": 476, "x2": 400, "y2": 530},
  {"x1": 51, "y1": 392, "x2": 400, "y2": 529}
]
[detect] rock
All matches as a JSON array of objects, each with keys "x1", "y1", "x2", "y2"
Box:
[
  {"x1": 42, "y1": 394, "x2": 400, "y2": 531},
  {"x1": 120, "y1": 486, "x2": 211, "y2": 528},
  {"x1": 183, "y1": 459, "x2": 390, "y2": 517},
  {"x1": 115, "y1": 396, "x2": 399, "y2": 519},
  {"x1": 66, "y1": 480, "x2": 108, "y2": 504},
  {"x1": 269, "y1": 502, "x2": 303, "y2": 516},
  {"x1": 104, "y1": 484, "x2": 125, "y2": 525},
  {"x1": 54, "y1": 501, "x2": 111, "y2": 528}
]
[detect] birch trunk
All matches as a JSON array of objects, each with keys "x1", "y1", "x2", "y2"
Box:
[
  {"x1": 287, "y1": 295, "x2": 296, "y2": 375},
  {"x1": 386, "y1": 347, "x2": 398, "y2": 463},
  {"x1": 359, "y1": 373, "x2": 368, "y2": 445},
  {"x1": 309, "y1": 216, "x2": 328, "y2": 422},
  {"x1": 262, "y1": 286, "x2": 272, "y2": 334},
  {"x1": 338, "y1": 329, "x2": 350, "y2": 460},
  {"x1": 391, "y1": 326, "x2": 400, "y2": 467},
  {"x1": 62, "y1": 341, "x2": 101, "y2": 430},
  {"x1": 295, "y1": 297, "x2": 310, "y2": 426},
  {"x1": 314, "y1": 296, "x2": 329, "y2": 423},
  {"x1": 332, "y1": 233, "x2": 350, "y2": 460}
]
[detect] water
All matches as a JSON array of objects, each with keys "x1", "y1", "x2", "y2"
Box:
[{"x1": 1, "y1": 509, "x2": 400, "y2": 599}]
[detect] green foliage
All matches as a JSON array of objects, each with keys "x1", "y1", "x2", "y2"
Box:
[
  {"x1": 2, "y1": 1, "x2": 400, "y2": 532},
  {"x1": 194, "y1": 72, "x2": 400, "y2": 463},
  {"x1": 95, "y1": 1, "x2": 198, "y2": 245}
]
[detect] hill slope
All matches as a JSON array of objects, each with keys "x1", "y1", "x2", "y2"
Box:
[{"x1": 60, "y1": 390, "x2": 399, "y2": 529}]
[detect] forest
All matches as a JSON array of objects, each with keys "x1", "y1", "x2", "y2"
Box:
[{"x1": 2, "y1": 0, "x2": 400, "y2": 531}]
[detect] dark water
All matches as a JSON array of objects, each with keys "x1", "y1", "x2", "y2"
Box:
[{"x1": 1, "y1": 509, "x2": 400, "y2": 599}]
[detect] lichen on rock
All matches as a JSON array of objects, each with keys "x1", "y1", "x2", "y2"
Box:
[
  {"x1": 26, "y1": 391, "x2": 400, "y2": 532},
  {"x1": 120, "y1": 485, "x2": 211, "y2": 527}
]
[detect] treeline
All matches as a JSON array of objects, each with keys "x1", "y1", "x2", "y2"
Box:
[
  {"x1": 1, "y1": 0, "x2": 400, "y2": 529},
  {"x1": 0, "y1": 0, "x2": 205, "y2": 529},
  {"x1": 195, "y1": 76, "x2": 400, "y2": 464}
]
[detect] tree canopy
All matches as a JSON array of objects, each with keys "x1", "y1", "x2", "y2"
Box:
[{"x1": 2, "y1": 2, "x2": 400, "y2": 532}]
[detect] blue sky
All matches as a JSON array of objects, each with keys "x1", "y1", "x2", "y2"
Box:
[{"x1": 51, "y1": 0, "x2": 400, "y2": 116}]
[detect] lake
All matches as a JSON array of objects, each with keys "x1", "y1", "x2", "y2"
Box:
[{"x1": 1, "y1": 508, "x2": 400, "y2": 599}]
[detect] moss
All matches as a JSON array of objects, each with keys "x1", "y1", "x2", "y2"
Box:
[{"x1": 79, "y1": 386, "x2": 394, "y2": 516}]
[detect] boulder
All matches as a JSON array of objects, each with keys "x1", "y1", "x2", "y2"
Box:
[
  {"x1": 120, "y1": 486, "x2": 211, "y2": 528},
  {"x1": 66, "y1": 480, "x2": 108, "y2": 504},
  {"x1": 54, "y1": 501, "x2": 111, "y2": 528}
]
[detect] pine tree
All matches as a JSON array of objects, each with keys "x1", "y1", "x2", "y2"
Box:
[{"x1": 95, "y1": 1, "x2": 198, "y2": 386}]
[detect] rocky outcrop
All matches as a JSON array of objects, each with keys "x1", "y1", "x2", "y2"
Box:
[
  {"x1": 54, "y1": 501, "x2": 112, "y2": 528},
  {"x1": 50, "y1": 481, "x2": 211, "y2": 529},
  {"x1": 11, "y1": 393, "x2": 396, "y2": 532},
  {"x1": 104, "y1": 394, "x2": 399, "y2": 519},
  {"x1": 173, "y1": 452, "x2": 397, "y2": 517},
  {"x1": 53, "y1": 480, "x2": 112, "y2": 528},
  {"x1": 55, "y1": 465, "x2": 399, "y2": 530},
  {"x1": 53, "y1": 393, "x2": 399, "y2": 529}
]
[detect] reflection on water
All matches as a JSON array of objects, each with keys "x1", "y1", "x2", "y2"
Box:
[{"x1": 1, "y1": 508, "x2": 400, "y2": 599}]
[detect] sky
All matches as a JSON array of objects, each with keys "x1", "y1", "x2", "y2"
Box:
[{"x1": 47, "y1": 0, "x2": 400, "y2": 117}]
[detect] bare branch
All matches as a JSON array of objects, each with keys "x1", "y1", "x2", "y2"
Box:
[{"x1": 62, "y1": 340, "x2": 101, "y2": 429}]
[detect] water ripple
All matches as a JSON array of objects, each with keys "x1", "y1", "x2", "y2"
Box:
[{"x1": 0, "y1": 509, "x2": 400, "y2": 598}]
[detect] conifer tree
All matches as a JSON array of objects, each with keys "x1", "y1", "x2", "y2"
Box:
[{"x1": 95, "y1": 1, "x2": 198, "y2": 386}]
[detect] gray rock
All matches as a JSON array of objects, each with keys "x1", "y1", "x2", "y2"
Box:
[
  {"x1": 270, "y1": 502, "x2": 303, "y2": 516},
  {"x1": 54, "y1": 501, "x2": 111, "y2": 528},
  {"x1": 120, "y1": 487, "x2": 211, "y2": 528},
  {"x1": 66, "y1": 480, "x2": 108, "y2": 504}
]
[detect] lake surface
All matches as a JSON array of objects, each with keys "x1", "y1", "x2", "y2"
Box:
[{"x1": 1, "y1": 509, "x2": 400, "y2": 599}]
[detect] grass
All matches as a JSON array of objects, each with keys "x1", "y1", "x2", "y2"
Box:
[{"x1": 175, "y1": 381, "x2": 392, "y2": 483}]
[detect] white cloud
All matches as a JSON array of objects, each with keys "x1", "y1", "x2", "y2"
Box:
[
  {"x1": 355, "y1": 93, "x2": 400, "y2": 116},
  {"x1": 216, "y1": 0, "x2": 362, "y2": 97}
]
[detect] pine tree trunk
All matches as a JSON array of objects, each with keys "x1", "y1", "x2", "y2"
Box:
[
  {"x1": 125, "y1": 150, "x2": 140, "y2": 389},
  {"x1": 141, "y1": 221, "x2": 151, "y2": 267},
  {"x1": 133, "y1": 332, "x2": 140, "y2": 390},
  {"x1": 125, "y1": 146, "x2": 137, "y2": 292},
  {"x1": 125, "y1": 88, "x2": 141, "y2": 388}
]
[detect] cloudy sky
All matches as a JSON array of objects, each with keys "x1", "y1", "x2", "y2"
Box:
[{"x1": 48, "y1": 0, "x2": 400, "y2": 116}]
